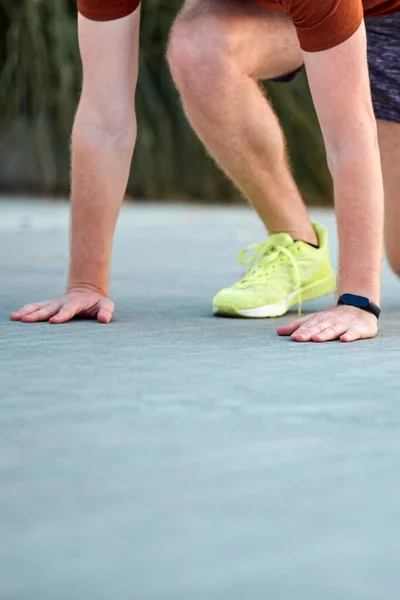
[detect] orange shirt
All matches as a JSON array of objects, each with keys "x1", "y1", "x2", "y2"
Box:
[{"x1": 252, "y1": 0, "x2": 400, "y2": 51}]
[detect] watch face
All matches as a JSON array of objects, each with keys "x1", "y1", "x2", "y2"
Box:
[{"x1": 341, "y1": 294, "x2": 369, "y2": 308}]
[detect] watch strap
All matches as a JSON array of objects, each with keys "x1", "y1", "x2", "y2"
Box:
[{"x1": 337, "y1": 294, "x2": 381, "y2": 319}]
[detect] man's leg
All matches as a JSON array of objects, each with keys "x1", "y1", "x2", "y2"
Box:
[
  {"x1": 11, "y1": 6, "x2": 140, "y2": 323},
  {"x1": 167, "y1": 0, "x2": 317, "y2": 245},
  {"x1": 379, "y1": 120, "x2": 400, "y2": 274},
  {"x1": 364, "y1": 14, "x2": 400, "y2": 279}
]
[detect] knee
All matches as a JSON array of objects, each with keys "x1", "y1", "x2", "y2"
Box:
[{"x1": 167, "y1": 15, "x2": 239, "y2": 99}]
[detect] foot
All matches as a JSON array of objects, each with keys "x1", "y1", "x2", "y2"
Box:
[{"x1": 212, "y1": 222, "x2": 336, "y2": 318}]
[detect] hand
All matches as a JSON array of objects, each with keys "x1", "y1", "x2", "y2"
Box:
[
  {"x1": 10, "y1": 288, "x2": 115, "y2": 324},
  {"x1": 277, "y1": 305, "x2": 378, "y2": 343}
]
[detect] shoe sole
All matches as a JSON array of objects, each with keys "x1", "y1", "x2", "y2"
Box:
[{"x1": 212, "y1": 272, "x2": 336, "y2": 318}]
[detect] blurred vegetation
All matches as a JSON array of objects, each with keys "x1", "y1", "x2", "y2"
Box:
[{"x1": 0, "y1": 0, "x2": 332, "y2": 204}]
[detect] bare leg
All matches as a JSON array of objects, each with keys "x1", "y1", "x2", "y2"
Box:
[
  {"x1": 168, "y1": 0, "x2": 317, "y2": 245},
  {"x1": 378, "y1": 120, "x2": 400, "y2": 275}
]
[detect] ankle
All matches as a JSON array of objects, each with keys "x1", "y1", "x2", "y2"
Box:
[
  {"x1": 290, "y1": 226, "x2": 318, "y2": 248},
  {"x1": 296, "y1": 238, "x2": 319, "y2": 249},
  {"x1": 270, "y1": 228, "x2": 318, "y2": 247},
  {"x1": 291, "y1": 229, "x2": 318, "y2": 247}
]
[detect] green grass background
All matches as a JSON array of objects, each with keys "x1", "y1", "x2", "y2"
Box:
[{"x1": 0, "y1": 0, "x2": 332, "y2": 204}]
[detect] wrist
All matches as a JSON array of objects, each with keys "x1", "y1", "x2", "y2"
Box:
[
  {"x1": 68, "y1": 260, "x2": 109, "y2": 297},
  {"x1": 67, "y1": 280, "x2": 108, "y2": 297},
  {"x1": 337, "y1": 293, "x2": 381, "y2": 319},
  {"x1": 338, "y1": 280, "x2": 380, "y2": 306}
]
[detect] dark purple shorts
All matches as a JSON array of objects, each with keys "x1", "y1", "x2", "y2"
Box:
[
  {"x1": 273, "y1": 13, "x2": 400, "y2": 124},
  {"x1": 366, "y1": 14, "x2": 400, "y2": 124}
]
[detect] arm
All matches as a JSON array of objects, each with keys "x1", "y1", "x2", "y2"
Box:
[
  {"x1": 69, "y1": 11, "x2": 140, "y2": 296},
  {"x1": 11, "y1": 11, "x2": 140, "y2": 324},
  {"x1": 304, "y1": 22, "x2": 383, "y2": 306},
  {"x1": 278, "y1": 22, "x2": 382, "y2": 342}
]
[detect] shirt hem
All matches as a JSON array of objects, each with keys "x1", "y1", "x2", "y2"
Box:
[{"x1": 78, "y1": 1, "x2": 140, "y2": 22}]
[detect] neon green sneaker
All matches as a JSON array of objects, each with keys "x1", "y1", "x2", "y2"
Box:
[{"x1": 212, "y1": 222, "x2": 336, "y2": 318}]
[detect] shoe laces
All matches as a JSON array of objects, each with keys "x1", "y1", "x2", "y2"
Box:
[{"x1": 236, "y1": 238, "x2": 302, "y2": 315}]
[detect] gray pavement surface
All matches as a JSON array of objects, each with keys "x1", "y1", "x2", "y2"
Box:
[{"x1": 1, "y1": 199, "x2": 400, "y2": 600}]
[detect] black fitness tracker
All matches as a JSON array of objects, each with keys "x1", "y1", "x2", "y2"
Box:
[{"x1": 337, "y1": 294, "x2": 381, "y2": 319}]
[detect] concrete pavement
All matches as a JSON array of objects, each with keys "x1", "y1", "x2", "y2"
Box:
[{"x1": 1, "y1": 200, "x2": 400, "y2": 600}]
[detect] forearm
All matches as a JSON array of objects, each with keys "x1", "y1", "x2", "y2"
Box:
[
  {"x1": 329, "y1": 133, "x2": 384, "y2": 304},
  {"x1": 68, "y1": 110, "x2": 136, "y2": 295}
]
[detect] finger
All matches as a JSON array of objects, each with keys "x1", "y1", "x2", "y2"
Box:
[
  {"x1": 277, "y1": 315, "x2": 311, "y2": 336},
  {"x1": 291, "y1": 323, "x2": 328, "y2": 342},
  {"x1": 10, "y1": 302, "x2": 48, "y2": 320},
  {"x1": 21, "y1": 302, "x2": 62, "y2": 323},
  {"x1": 340, "y1": 327, "x2": 364, "y2": 343},
  {"x1": 97, "y1": 299, "x2": 115, "y2": 324},
  {"x1": 49, "y1": 304, "x2": 78, "y2": 324},
  {"x1": 290, "y1": 318, "x2": 333, "y2": 342},
  {"x1": 312, "y1": 323, "x2": 349, "y2": 343}
]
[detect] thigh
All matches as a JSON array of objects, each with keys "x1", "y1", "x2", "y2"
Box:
[
  {"x1": 177, "y1": 0, "x2": 303, "y2": 80},
  {"x1": 378, "y1": 120, "x2": 400, "y2": 265},
  {"x1": 367, "y1": 14, "x2": 400, "y2": 263}
]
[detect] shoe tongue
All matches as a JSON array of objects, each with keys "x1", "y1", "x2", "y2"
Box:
[{"x1": 267, "y1": 232, "x2": 294, "y2": 247}]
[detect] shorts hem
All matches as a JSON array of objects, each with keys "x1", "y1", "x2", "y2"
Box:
[
  {"x1": 373, "y1": 108, "x2": 400, "y2": 125},
  {"x1": 270, "y1": 66, "x2": 304, "y2": 83}
]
